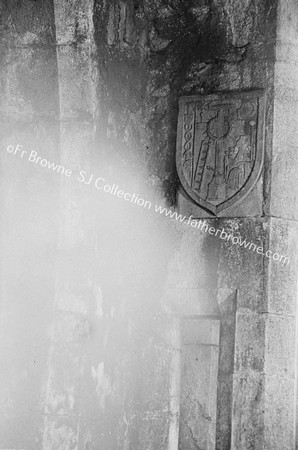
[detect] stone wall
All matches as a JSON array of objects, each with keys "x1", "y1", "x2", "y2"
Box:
[
  {"x1": 0, "y1": 1, "x2": 298, "y2": 449},
  {"x1": 0, "y1": 1, "x2": 60, "y2": 448}
]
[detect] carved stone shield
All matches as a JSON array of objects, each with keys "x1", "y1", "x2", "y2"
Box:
[{"x1": 176, "y1": 91, "x2": 265, "y2": 215}]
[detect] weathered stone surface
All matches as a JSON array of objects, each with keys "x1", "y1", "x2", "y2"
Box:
[
  {"x1": 162, "y1": 222, "x2": 219, "y2": 317},
  {"x1": 264, "y1": 375, "x2": 295, "y2": 450},
  {"x1": 231, "y1": 371, "x2": 265, "y2": 450},
  {"x1": 0, "y1": 0, "x2": 59, "y2": 122},
  {"x1": 270, "y1": 0, "x2": 298, "y2": 220},
  {"x1": 216, "y1": 218, "x2": 266, "y2": 312},
  {"x1": 234, "y1": 312, "x2": 265, "y2": 374},
  {"x1": 266, "y1": 217, "x2": 298, "y2": 315},
  {"x1": 175, "y1": 0, "x2": 276, "y2": 218},
  {"x1": 54, "y1": 0, "x2": 94, "y2": 46},
  {"x1": 178, "y1": 174, "x2": 264, "y2": 219},
  {"x1": 1, "y1": 1, "x2": 298, "y2": 449},
  {"x1": 42, "y1": 416, "x2": 79, "y2": 450},
  {"x1": 0, "y1": 3, "x2": 60, "y2": 448},
  {"x1": 0, "y1": 0, "x2": 56, "y2": 44},
  {"x1": 216, "y1": 374, "x2": 234, "y2": 450},
  {"x1": 179, "y1": 319, "x2": 219, "y2": 450},
  {"x1": 0, "y1": 47, "x2": 59, "y2": 121},
  {"x1": 177, "y1": 91, "x2": 265, "y2": 216},
  {"x1": 56, "y1": 45, "x2": 97, "y2": 121},
  {"x1": 265, "y1": 314, "x2": 296, "y2": 379}
]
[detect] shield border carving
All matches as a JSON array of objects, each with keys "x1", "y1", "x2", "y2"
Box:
[{"x1": 176, "y1": 90, "x2": 266, "y2": 215}]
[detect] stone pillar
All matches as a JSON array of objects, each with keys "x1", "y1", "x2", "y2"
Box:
[
  {"x1": 42, "y1": 1, "x2": 100, "y2": 448},
  {"x1": 231, "y1": 1, "x2": 298, "y2": 447},
  {"x1": 263, "y1": 0, "x2": 298, "y2": 448},
  {"x1": 175, "y1": 1, "x2": 298, "y2": 449},
  {"x1": 0, "y1": 1, "x2": 60, "y2": 448}
]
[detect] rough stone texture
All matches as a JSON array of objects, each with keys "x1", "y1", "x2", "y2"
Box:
[
  {"x1": 265, "y1": 2, "x2": 298, "y2": 448},
  {"x1": 172, "y1": 1, "x2": 298, "y2": 448},
  {"x1": 179, "y1": 319, "x2": 219, "y2": 450},
  {"x1": 176, "y1": 0, "x2": 277, "y2": 218},
  {"x1": 266, "y1": 218, "x2": 298, "y2": 316},
  {"x1": 0, "y1": 1, "x2": 59, "y2": 449},
  {"x1": 231, "y1": 372, "x2": 265, "y2": 449},
  {"x1": 1, "y1": 1, "x2": 298, "y2": 450},
  {"x1": 264, "y1": 375, "x2": 296, "y2": 450},
  {"x1": 270, "y1": 0, "x2": 298, "y2": 221},
  {"x1": 41, "y1": 2, "x2": 98, "y2": 448},
  {"x1": 162, "y1": 222, "x2": 219, "y2": 317}
]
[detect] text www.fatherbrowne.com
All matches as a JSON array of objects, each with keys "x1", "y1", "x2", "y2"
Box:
[
  {"x1": 6, "y1": 144, "x2": 290, "y2": 267},
  {"x1": 154, "y1": 206, "x2": 290, "y2": 266}
]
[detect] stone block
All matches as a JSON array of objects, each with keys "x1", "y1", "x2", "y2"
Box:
[
  {"x1": 0, "y1": 0, "x2": 56, "y2": 47},
  {"x1": 275, "y1": 61, "x2": 298, "y2": 91},
  {"x1": 264, "y1": 313, "x2": 296, "y2": 379},
  {"x1": 59, "y1": 121, "x2": 95, "y2": 170},
  {"x1": 264, "y1": 374, "x2": 295, "y2": 450},
  {"x1": 56, "y1": 44, "x2": 97, "y2": 120},
  {"x1": 270, "y1": 140, "x2": 298, "y2": 221},
  {"x1": 54, "y1": 0, "x2": 95, "y2": 45},
  {"x1": 231, "y1": 371, "x2": 265, "y2": 450},
  {"x1": 270, "y1": 2, "x2": 298, "y2": 221},
  {"x1": 276, "y1": 0, "x2": 298, "y2": 46},
  {"x1": 276, "y1": 42, "x2": 298, "y2": 65},
  {"x1": 162, "y1": 222, "x2": 220, "y2": 316},
  {"x1": 216, "y1": 374, "x2": 234, "y2": 450},
  {"x1": 217, "y1": 218, "x2": 267, "y2": 312},
  {"x1": 266, "y1": 218, "x2": 298, "y2": 315},
  {"x1": 234, "y1": 312, "x2": 265, "y2": 373},
  {"x1": 0, "y1": 48, "x2": 59, "y2": 120}
]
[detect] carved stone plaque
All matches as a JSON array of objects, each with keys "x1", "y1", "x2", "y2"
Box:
[{"x1": 176, "y1": 91, "x2": 265, "y2": 215}]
